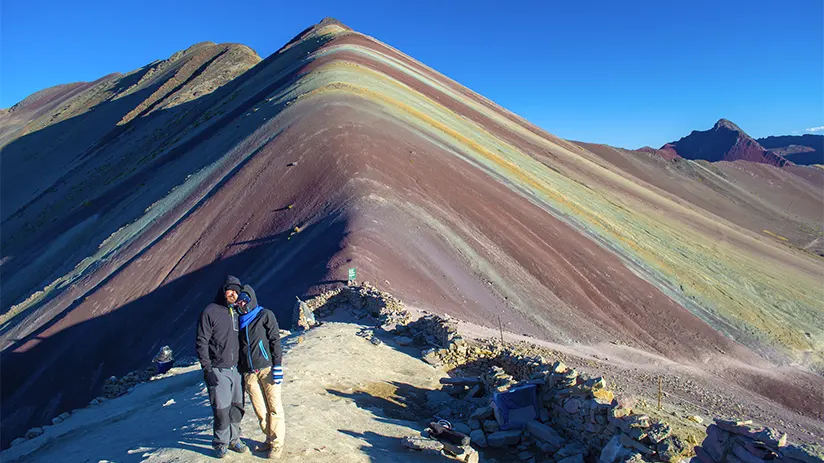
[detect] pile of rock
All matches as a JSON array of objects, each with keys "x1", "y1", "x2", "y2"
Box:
[
  {"x1": 419, "y1": 361, "x2": 688, "y2": 463},
  {"x1": 103, "y1": 368, "x2": 155, "y2": 398},
  {"x1": 403, "y1": 313, "x2": 463, "y2": 348},
  {"x1": 100, "y1": 355, "x2": 197, "y2": 399},
  {"x1": 300, "y1": 285, "x2": 821, "y2": 463},
  {"x1": 297, "y1": 283, "x2": 410, "y2": 329},
  {"x1": 694, "y1": 419, "x2": 823, "y2": 463}
]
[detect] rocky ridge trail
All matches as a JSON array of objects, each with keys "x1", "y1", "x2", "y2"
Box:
[
  {"x1": 3, "y1": 284, "x2": 821, "y2": 463},
  {"x1": 1, "y1": 320, "x2": 449, "y2": 463}
]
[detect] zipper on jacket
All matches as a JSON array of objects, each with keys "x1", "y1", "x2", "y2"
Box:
[{"x1": 259, "y1": 339, "x2": 269, "y2": 361}]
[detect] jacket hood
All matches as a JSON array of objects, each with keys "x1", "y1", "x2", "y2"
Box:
[
  {"x1": 214, "y1": 275, "x2": 242, "y2": 306},
  {"x1": 240, "y1": 284, "x2": 259, "y2": 309}
]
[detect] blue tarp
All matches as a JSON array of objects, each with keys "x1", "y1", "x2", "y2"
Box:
[{"x1": 492, "y1": 384, "x2": 539, "y2": 430}]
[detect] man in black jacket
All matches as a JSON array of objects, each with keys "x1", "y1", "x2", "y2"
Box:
[
  {"x1": 236, "y1": 284, "x2": 285, "y2": 459},
  {"x1": 196, "y1": 275, "x2": 249, "y2": 458}
]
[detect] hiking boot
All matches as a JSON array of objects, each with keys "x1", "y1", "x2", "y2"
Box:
[
  {"x1": 228, "y1": 440, "x2": 249, "y2": 453},
  {"x1": 267, "y1": 445, "x2": 284, "y2": 459},
  {"x1": 214, "y1": 445, "x2": 228, "y2": 459}
]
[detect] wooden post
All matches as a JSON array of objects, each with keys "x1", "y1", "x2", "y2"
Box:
[
  {"x1": 658, "y1": 375, "x2": 662, "y2": 411},
  {"x1": 498, "y1": 314, "x2": 504, "y2": 344}
]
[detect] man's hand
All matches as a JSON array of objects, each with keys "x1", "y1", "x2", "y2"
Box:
[
  {"x1": 203, "y1": 369, "x2": 220, "y2": 387},
  {"x1": 272, "y1": 365, "x2": 284, "y2": 385}
]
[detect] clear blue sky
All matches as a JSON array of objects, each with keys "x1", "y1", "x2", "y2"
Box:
[{"x1": 2, "y1": 0, "x2": 822, "y2": 148}]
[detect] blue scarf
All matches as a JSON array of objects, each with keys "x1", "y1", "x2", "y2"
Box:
[{"x1": 239, "y1": 306, "x2": 263, "y2": 329}]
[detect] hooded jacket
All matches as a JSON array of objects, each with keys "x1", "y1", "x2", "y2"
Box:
[
  {"x1": 195, "y1": 275, "x2": 241, "y2": 370},
  {"x1": 237, "y1": 284, "x2": 283, "y2": 373}
]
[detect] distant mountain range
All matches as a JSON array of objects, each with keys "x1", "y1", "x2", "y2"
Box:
[{"x1": 656, "y1": 119, "x2": 823, "y2": 166}]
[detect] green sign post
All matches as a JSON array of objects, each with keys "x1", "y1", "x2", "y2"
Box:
[{"x1": 348, "y1": 268, "x2": 356, "y2": 283}]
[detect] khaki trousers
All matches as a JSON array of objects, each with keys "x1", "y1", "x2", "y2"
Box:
[{"x1": 244, "y1": 366, "x2": 285, "y2": 446}]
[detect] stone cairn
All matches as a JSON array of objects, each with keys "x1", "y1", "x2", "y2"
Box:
[{"x1": 694, "y1": 419, "x2": 822, "y2": 463}]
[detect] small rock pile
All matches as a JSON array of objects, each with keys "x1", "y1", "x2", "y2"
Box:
[
  {"x1": 296, "y1": 282, "x2": 410, "y2": 329},
  {"x1": 694, "y1": 419, "x2": 823, "y2": 463},
  {"x1": 103, "y1": 368, "x2": 155, "y2": 398},
  {"x1": 103, "y1": 355, "x2": 198, "y2": 399}
]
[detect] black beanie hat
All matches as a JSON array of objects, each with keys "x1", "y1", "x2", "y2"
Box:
[{"x1": 225, "y1": 283, "x2": 242, "y2": 294}]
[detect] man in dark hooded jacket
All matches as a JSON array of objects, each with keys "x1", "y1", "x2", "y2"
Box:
[
  {"x1": 196, "y1": 275, "x2": 249, "y2": 458},
  {"x1": 235, "y1": 284, "x2": 284, "y2": 458}
]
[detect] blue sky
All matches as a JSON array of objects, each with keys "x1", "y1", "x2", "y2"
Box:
[{"x1": 1, "y1": 0, "x2": 821, "y2": 148}]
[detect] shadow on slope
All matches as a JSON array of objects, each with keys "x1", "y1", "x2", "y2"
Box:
[
  {"x1": 0, "y1": 32, "x2": 336, "y2": 333},
  {"x1": 0, "y1": 213, "x2": 348, "y2": 449}
]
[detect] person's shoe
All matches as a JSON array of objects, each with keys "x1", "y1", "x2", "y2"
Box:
[
  {"x1": 214, "y1": 445, "x2": 228, "y2": 459},
  {"x1": 228, "y1": 440, "x2": 249, "y2": 453},
  {"x1": 267, "y1": 445, "x2": 283, "y2": 459},
  {"x1": 255, "y1": 441, "x2": 272, "y2": 452}
]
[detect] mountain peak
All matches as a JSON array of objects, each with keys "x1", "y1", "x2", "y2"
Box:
[
  {"x1": 661, "y1": 119, "x2": 791, "y2": 166},
  {"x1": 713, "y1": 118, "x2": 744, "y2": 133}
]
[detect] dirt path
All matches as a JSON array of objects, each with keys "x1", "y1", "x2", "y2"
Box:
[{"x1": 1, "y1": 322, "x2": 453, "y2": 463}]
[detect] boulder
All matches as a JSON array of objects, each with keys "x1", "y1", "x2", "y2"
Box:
[
  {"x1": 470, "y1": 405, "x2": 494, "y2": 421},
  {"x1": 519, "y1": 450, "x2": 536, "y2": 461},
  {"x1": 593, "y1": 388, "x2": 615, "y2": 404},
  {"x1": 715, "y1": 419, "x2": 787, "y2": 448},
  {"x1": 695, "y1": 446, "x2": 718, "y2": 463},
  {"x1": 600, "y1": 435, "x2": 632, "y2": 463},
  {"x1": 469, "y1": 419, "x2": 481, "y2": 430},
  {"x1": 51, "y1": 416, "x2": 64, "y2": 425},
  {"x1": 403, "y1": 436, "x2": 444, "y2": 451},
  {"x1": 586, "y1": 377, "x2": 607, "y2": 390},
  {"x1": 556, "y1": 442, "x2": 588, "y2": 459},
  {"x1": 621, "y1": 415, "x2": 650, "y2": 429},
  {"x1": 58, "y1": 412, "x2": 71, "y2": 420},
  {"x1": 463, "y1": 384, "x2": 481, "y2": 400},
  {"x1": 656, "y1": 436, "x2": 687, "y2": 462},
  {"x1": 563, "y1": 398, "x2": 581, "y2": 414},
  {"x1": 470, "y1": 429, "x2": 488, "y2": 448},
  {"x1": 647, "y1": 422, "x2": 671, "y2": 444},
  {"x1": 525, "y1": 420, "x2": 565, "y2": 449},
  {"x1": 483, "y1": 420, "x2": 500, "y2": 434},
  {"x1": 24, "y1": 427, "x2": 44, "y2": 439},
  {"x1": 620, "y1": 433, "x2": 654, "y2": 455},
  {"x1": 779, "y1": 444, "x2": 824, "y2": 463},
  {"x1": 732, "y1": 442, "x2": 774, "y2": 463},
  {"x1": 625, "y1": 427, "x2": 647, "y2": 441},
  {"x1": 422, "y1": 348, "x2": 442, "y2": 366},
  {"x1": 551, "y1": 361, "x2": 568, "y2": 373},
  {"x1": 487, "y1": 430, "x2": 523, "y2": 448},
  {"x1": 452, "y1": 422, "x2": 472, "y2": 435}
]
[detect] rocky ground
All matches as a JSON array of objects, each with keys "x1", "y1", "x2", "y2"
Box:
[
  {"x1": 1, "y1": 321, "x2": 452, "y2": 463},
  {"x1": 5, "y1": 285, "x2": 820, "y2": 463}
]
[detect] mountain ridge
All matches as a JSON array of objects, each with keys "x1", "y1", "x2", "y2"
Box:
[{"x1": 659, "y1": 118, "x2": 792, "y2": 167}]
